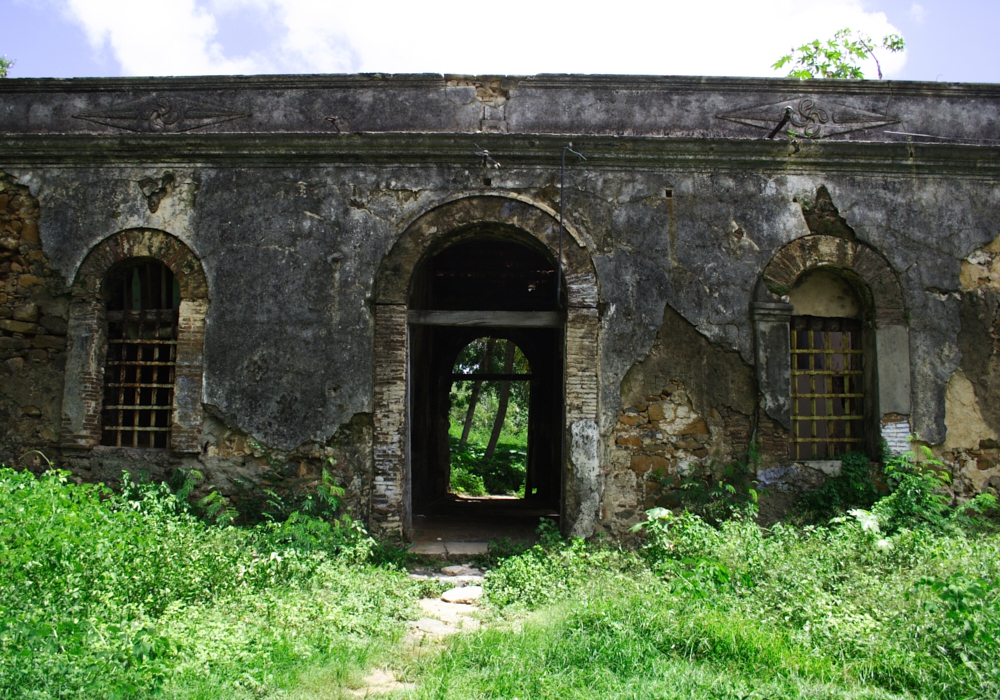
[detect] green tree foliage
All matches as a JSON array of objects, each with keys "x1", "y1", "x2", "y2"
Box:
[
  {"x1": 871, "y1": 445, "x2": 997, "y2": 534},
  {"x1": 0, "y1": 56, "x2": 12, "y2": 78},
  {"x1": 449, "y1": 337, "x2": 530, "y2": 495},
  {"x1": 774, "y1": 28, "x2": 905, "y2": 79}
]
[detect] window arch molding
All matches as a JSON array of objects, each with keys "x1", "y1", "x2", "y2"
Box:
[
  {"x1": 61, "y1": 228, "x2": 208, "y2": 453},
  {"x1": 751, "y1": 234, "x2": 911, "y2": 455}
]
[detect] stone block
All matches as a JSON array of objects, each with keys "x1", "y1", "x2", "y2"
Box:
[
  {"x1": 649, "y1": 455, "x2": 670, "y2": 473},
  {"x1": 0, "y1": 319, "x2": 40, "y2": 334},
  {"x1": 629, "y1": 455, "x2": 652, "y2": 473},
  {"x1": 19, "y1": 221, "x2": 39, "y2": 244},
  {"x1": 656, "y1": 491, "x2": 682, "y2": 508},
  {"x1": 31, "y1": 335, "x2": 65, "y2": 350},
  {"x1": 647, "y1": 402, "x2": 668, "y2": 421},
  {"x1": 619, "y1": 413, "x2": 641, "y2": 426},
  {"x1": 0, "y1": 336, "x2": 29, "y2": 350},
  {"x1": 39, "y1": 316, "x2": 67, "y2": 334},
  {"x1": 677, "y1": 418, "x2": 710, "y2": 436},
  {"x1": 12, "y1": 302, "x2": 38, "y2": 322}
]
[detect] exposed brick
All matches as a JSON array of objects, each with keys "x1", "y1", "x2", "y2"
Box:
[{"x1": 371, "y1": 303, "x2": 407, "y2": 536}]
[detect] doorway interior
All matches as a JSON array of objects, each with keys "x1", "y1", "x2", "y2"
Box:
[{"x1": 407, "y1": 228, "x2": 565, "y2": 546}]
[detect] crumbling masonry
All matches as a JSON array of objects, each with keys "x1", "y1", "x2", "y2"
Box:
[{"x1": 2, "y1": 74, "x2": 999, "y2": 536}]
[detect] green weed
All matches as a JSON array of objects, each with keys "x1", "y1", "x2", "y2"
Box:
[
  {"x1": 412, "y1": 482, "x2": 1000, "y2": 699},
  {"x1": 0, "y1": 467, "x2": 418, "y2": 699}
]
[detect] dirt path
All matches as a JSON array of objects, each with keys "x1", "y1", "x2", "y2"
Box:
[{"x1": 349, "y1": 565, "x2": 485, "y2": 698}]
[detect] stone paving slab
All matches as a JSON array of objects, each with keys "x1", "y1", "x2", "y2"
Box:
[
  {"x1": 442, "y1": 541, "x2": 489, "y2": 555},
  {"x1": 410, "y1": 541, "x2": 447, "y2": 555},
  {"x1": 410, "y1": 540, "x2": 489, "y2": 556}
]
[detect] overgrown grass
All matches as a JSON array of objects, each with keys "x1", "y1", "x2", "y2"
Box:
[
  {"x1": 415, "y1": 523, "x2": 1000, "y2": 698},
  {"x1": 5, "y1": 448, "x2": 999, "y2": 699},
  {"x1": 412, "y1": 458, "x2": 1000, "y2": 699},
  {"x1": 0, "y1": 468, "x2": 419, "y2": 699}
]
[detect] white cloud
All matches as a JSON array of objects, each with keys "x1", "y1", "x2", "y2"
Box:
[
  {"x1": 56, "y1": 0, "x2": 907, "y2": 79},
  {"x1": 909, "y1": 3, "x2": 927, "y2": 23},
  {"x1": 60, "y1": 0, "x2": 259, "y2": 76}
]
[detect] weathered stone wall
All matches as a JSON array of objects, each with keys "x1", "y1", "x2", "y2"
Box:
[
  {"x1": 941, "y1": 234, "x2": 1000, "y2": 497},
  {"x1": 0, "y1": 167, "x2": 374, "y2": 516},
  {"x1": 2, "y1": 74, "x2": 1000, "y2": 533},
  {"x1": 0, "y1": 173, "x2": 69, "y2": 467}
]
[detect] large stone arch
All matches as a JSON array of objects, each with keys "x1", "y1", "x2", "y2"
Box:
[
  {"x1": 752, "y1": 234, "x2": 911, "y2": 455},
  {"x1": 61, "y1": 229, "x2": 208, "y2": 452},
  {"x1": 371, "y1": 194, "x2": 601, "y2": 538}
]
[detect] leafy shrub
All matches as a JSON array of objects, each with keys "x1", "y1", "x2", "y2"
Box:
[
  {"x1": 225, "y1": 446, "x2": 347, "y2": 525},
  {"x1": 484, "y1": 520, "x2": 643, "y2": 610},
  {"x1": 798, "y1": 450, "x2": 879, "y2": 518},
  {"x1": 449, "y1": 462, "x2": 487, "y2": 496},
  {"x1": 873, "y1": 446, "x2": 997, "y2": 534},
  {"x1": 674, "y1": 442, "x2": 760, "y2": 524},
  {"x1": 0, "y1": 467, "x2": 417, "y2": 699}
]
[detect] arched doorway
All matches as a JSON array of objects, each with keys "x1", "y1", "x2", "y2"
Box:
[
  {"x1": 371, "y1": 195, "x2": 601, "y2": 541},
  {"x1": 407, "y1": 233, "x2": 564, "y2": 543}
]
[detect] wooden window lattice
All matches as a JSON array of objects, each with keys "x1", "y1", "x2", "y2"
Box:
[
  {"x1": 790, "y1": 316, "x2": 864, "y2": 460},
  {"x1": 100, "y1": 261, "x2": 179, "y2": 448}
]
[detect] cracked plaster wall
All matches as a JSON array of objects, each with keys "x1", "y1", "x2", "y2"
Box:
[
  {"x1": 5, "y1": 162, "x2": 1000, "y2": 523},
  {"x1": 3, "y1": 76, "x2": 1000, "y2": 527}
]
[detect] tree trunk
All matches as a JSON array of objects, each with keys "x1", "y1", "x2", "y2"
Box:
[
  {"x1": 460, "y1": 339, "x2": 495, "y2": 447},
  {"x1": 484, "y1": 340, "x2": 516, "y2": 462}
]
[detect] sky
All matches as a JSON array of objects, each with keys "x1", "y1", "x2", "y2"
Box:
[{"x1": 1, "y1": 0, "x2": 998, "y2": 83}]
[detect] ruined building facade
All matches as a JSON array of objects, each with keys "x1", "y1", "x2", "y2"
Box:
[{"x1": 1, "y1": 74, "x2": 999, "y2": 536}]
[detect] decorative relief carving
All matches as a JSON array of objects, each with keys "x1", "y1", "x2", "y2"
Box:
[
  {"x1": 74, "y1": 97, "x2": 249, "y2": 133},
  {"x1": 717, "y1": 97, "x2": 900, "y2": 139},
  {"x1": 138, "y1": 172, "x2": 174, "y2": 213}
]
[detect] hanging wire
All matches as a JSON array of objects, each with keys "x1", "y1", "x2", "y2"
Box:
[{"x1": 558, "y1": 144, "x2": 586, "y2": 308}]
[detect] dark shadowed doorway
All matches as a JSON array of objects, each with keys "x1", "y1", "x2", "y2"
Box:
[{"x1": 407, "y1": 228, "x2": 564, "y2": 548}]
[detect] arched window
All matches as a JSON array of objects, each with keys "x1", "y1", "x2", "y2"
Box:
[
  {"x1": 62, "y1": 229, "x2": 208, "y2": 453},
  {"x1": 100, "y1": 259, "x2": 180, "y2": 448},
  {"x1": 789, "y1": 270, "x2": 866, "y2": 458},
  {"x1": 753, "y1": 234, "x2": 911, "y2": 462}
]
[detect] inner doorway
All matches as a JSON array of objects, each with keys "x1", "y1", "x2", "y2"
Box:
[{"x1": 407, "y1": 229, "x2": 564, "y2": 547}]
